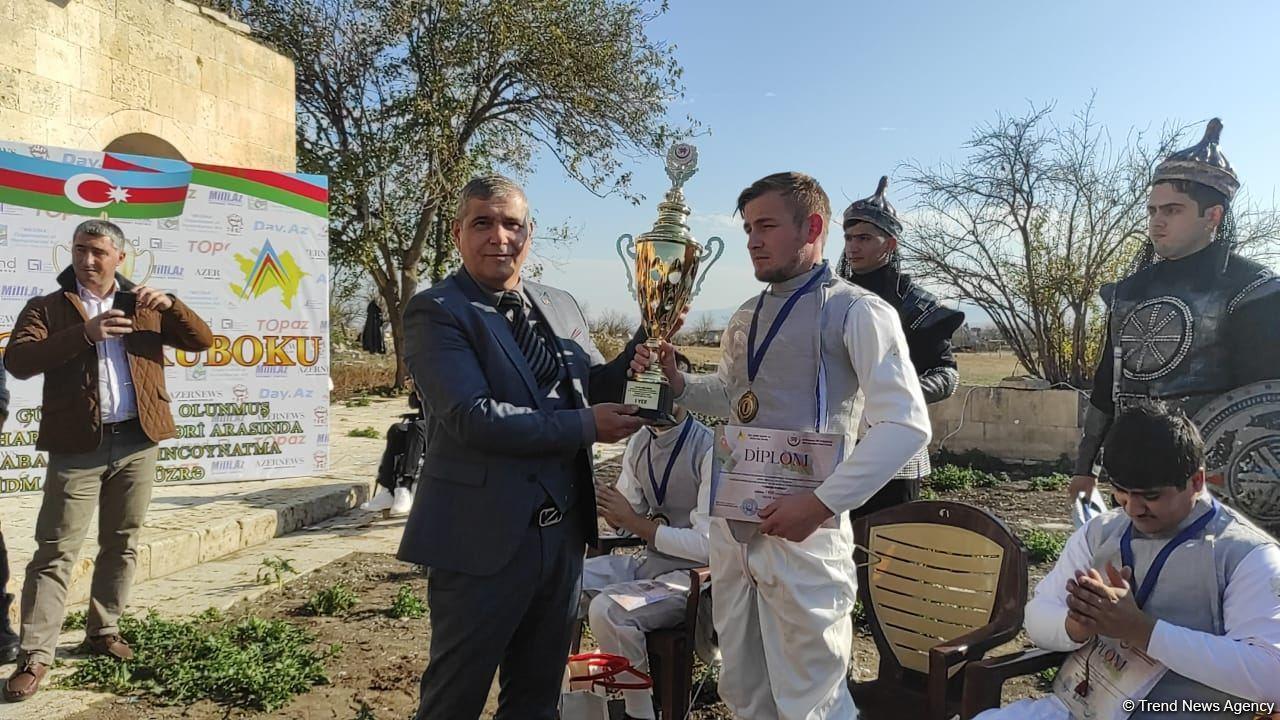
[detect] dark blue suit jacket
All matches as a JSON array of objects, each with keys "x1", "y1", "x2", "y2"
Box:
[{"x1": 397, "y1": 270, "x2": 638, "y2": 575}]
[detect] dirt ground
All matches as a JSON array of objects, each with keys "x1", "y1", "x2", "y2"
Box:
[{"x1": 65, "y1": 471, "x2": 1069, "y2": 720}]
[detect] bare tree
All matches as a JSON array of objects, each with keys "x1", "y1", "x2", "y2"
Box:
[
  {"x1": 901, "y1": 101, "x2": 1189, "y2": 386},
  {"x1": 588, "y1": 308, "x2": 633, "y2": 360},
  {"x1": 673, "y1": 311, "x2": 719, "y2": 345}
]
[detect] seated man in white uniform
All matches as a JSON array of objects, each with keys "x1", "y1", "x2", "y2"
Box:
[
  {"x1": 977, "y1": 400, "x2": 1280, "y2": 720},
  {"x1": 583, "y1": 404, "x2": 714, "y2": 720}
]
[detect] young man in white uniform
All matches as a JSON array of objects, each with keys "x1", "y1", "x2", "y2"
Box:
[
  {"x1": 634, "y1": 172, "x2": 931, "y2": 719},
  {"x1": 976, "y1": 401, "x2": 1280, "y2": 720},
  {"x1": 581, "y1": 405, "x2": 713, "y2": 720}
]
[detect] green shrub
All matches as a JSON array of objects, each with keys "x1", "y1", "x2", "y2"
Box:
[
  {"x1": 61, "y1": 612, "x2": 331, "y2": 711},
  {"x1": 929, "y1": 464, "x2": 1003, "y2": 491},
  {"x1": 347, "y1": 426, "x2": 380, "y2": 439},
  {"x1": 303, "y1": 584, "x2": 359, "y2": 616},
  {"x1": 257, "y1": 556, "x2": 298, "y2": 592},
  {"x1": 388, "y1": 585, "x2": 427, "y2": 620},
  {"x1": 1029, "y1": 473, "x2": 1070, "y2": 492},
  {"x1": 1022, "y1": 528, "x2": 1068, "y2": 564},
  {"x1": 63, "y1": 610, "x2": 87, "y2": 631}
]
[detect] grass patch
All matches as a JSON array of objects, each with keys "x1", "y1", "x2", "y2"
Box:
[
  {"x1": 388, "y1": 585, "x2": 427, "y2": 620},
  {"x1": 347, "y1": 426, "x2": 381, "y2": 439},
  {"x1": 61, "y1": 610, "x2": 332, "y2": 711},
  {"x1": 1028, "y1": 473, "x2": 1070, "y2": 492},
  {"x1": 1022, "y1": 528, "x2": 1068, "y2": 564},
  {"x1": 303, "y1": 584, "x2": 359, "y2": 617},
  {"x1": 63, "y1": 609, "x2": 87, "y2": 631},
  {"x1": 343, "y1": 397, "x2": 373, "y2": 408}
]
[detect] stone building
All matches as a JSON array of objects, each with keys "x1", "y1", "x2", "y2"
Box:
[{"x1": 1, "y1": 0, "x2": 295, "y2": 171}]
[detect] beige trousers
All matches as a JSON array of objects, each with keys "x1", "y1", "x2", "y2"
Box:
[{"x1": 19, "y1": 420, "x2": 156, "y2": 665}]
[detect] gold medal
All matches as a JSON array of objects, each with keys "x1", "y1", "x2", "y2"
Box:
[{"x1": 736, "y1": 389, "x2": 759, "y2": 423}]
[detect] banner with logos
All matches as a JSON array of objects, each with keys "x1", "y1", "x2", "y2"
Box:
[{"x1": 0, "y1": 141, "x2": 329, "y2": 496}]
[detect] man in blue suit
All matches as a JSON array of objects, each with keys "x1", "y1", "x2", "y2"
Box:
[{"x1": 399, "y1": 174, "x2": 650, "y2": 719}]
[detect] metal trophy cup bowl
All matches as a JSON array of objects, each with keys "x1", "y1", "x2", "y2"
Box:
[{"x1": 617, "y1": 143, "x2": 724, "y2": 424}]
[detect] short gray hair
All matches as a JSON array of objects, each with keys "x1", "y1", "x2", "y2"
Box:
[
  {"x1": 454, "y1": 174, "x2": 529, "y2": 223},
  {"x1": 72, "y1": 219, "x2": 127, "y2": 252}
]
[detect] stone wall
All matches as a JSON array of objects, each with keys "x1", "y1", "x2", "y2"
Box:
[
  {"x1": 929, "y1": 385, "x2": 1086, "y2": 464},
  {"x1": 1, "y1": 0, "x2": 295, "y2": 170}
]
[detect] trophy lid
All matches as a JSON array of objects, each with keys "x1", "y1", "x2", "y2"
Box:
[{"x1": 638, "y1": 143, "x2": 702, "y2": 248}]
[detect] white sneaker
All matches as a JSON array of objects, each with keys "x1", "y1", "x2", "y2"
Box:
[
  {"x1": 362, "y1": 486, "x2": 394, "y2": 512},
  {"x1": 391, "y1": 486, "x2": 414, "y2": 517}
]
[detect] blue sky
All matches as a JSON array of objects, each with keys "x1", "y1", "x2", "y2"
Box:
[{"x1": 525, "y1": 0, "x2": 1280, "y2": 325}]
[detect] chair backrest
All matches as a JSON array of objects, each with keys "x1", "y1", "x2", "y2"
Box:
[{"x1": 854, "y1": 501, "x2": 1027, "y2": 679}]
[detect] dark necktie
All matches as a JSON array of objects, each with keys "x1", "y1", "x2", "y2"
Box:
[{"x1": 498, "y1": 291, "x2": 560, "y2": 391}]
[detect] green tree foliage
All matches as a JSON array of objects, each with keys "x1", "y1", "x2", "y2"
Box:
[{"x1": 240, "y1": 0, "x2": 690, "y2": 384}]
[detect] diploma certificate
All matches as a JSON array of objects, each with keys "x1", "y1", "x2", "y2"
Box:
[{"x1": 709, "y1": 424, "x2": 844, "y2": 528}]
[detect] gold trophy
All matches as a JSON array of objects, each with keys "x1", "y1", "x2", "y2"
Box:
[{"x1": 617, "y1": 143, "x2": 723, "y2": 424}]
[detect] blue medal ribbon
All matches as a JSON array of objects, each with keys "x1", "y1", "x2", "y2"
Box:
[
  {"x1": 645, "y1": 415, "x2": 694, "y2": 506},
  {"x1": 1120, "y1": 499, "x2": 1217, "y2": 609},
  {"x1": 746, "y1": 266, "x2": 826, "y2": 384}
]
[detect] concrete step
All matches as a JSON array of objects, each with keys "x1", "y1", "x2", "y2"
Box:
[{"x1": 0, "y1": 398, "x2": 406, "y2": 632}]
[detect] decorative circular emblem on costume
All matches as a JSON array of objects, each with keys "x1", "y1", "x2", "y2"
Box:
[
  {"x1": 1193, "y1": 381, "x2": 1280, "y2": 531},
  {"x1": 740, "y1": 498, "x2": 758, "y2": 517},
  {"x1": 736, "y1": 390, "x2": 759, "y2": 423},
  {"x1": 1118, "y1": 296, "x2": 1194, "y2": 381},
  {"x1": 650, "y1": 513, "x2": 670, "y2": 527}
]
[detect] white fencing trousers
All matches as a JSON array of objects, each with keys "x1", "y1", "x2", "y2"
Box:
[
  {"x1": 972, "y1": 695, "x2": 1069, "y2": 720},
  {"x1": 708, "y1": 518, "x2": 860, "y2": 720},
  {"x1": 580, "y1": 554, "x2": 692, "y2": 720}
]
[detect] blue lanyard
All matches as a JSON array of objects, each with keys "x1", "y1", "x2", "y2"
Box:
[
  {"x1": 1120, "y1": 499, "x2": 1217, "y2": 609},
  {"x1": 645, "y1": 416, "x2": 693, "y2": 506},
  {"x1": 746, "y1": 266, "x2": 826, "y2": 384}
]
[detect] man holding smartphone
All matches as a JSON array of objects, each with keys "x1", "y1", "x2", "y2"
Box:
[{"x1": 1, "y1": 219, "x2": 213, "y2": 703}]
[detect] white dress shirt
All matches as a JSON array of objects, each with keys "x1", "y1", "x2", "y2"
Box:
[
  {"x1": 615, "y1": 440, "x2": 713, "y2": 564},
  {"x1": 77, "y1": 282, "x2": 138, "y2": 423},
  {"x1": 1024, "y1": 510, "x2": 1280, "y2": 705}
]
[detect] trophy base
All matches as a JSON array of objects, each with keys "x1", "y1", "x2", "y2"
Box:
[{"x1": 624, "y1": 377, "x2": 676, "y2": 426}]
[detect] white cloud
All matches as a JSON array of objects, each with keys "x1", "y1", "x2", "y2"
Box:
[
  {"x1": 688, "y1": 212, "x2": 741, "y2": 234},
  {"x1": 764, "y1": 91, "x2": 777, "y2": 98}
]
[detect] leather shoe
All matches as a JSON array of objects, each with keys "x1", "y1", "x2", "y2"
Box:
[
  {"x1": 84, "y1": 633, "x2": 134, "y2": 661},
  {"x1": 3, "y1": 662, "x2": 48, "y2": 703}
]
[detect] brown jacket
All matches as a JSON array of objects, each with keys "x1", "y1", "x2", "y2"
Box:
[{"x1": 3, "y1": 267, "x2": 214, "y2": 454}]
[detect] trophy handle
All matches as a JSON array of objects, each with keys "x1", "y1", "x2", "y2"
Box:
[
  {"x1": 692, "y1": 236, "x2": 724, "y2": 297},
  {"x1": 616, "y1": 234, "x2": 637, "y2": 298}
]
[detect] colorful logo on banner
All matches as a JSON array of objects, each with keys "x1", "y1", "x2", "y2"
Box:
[
  {"x1": 230, "y1": 240, "x2": 308, "y2": 309},
  {"x1": 0, "y1": 141, "x2": 329, "y2": 496}
]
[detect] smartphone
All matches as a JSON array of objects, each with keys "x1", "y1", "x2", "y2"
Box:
[{"x1": 112, "y1": 290, "x2": 137, "y2": 316}]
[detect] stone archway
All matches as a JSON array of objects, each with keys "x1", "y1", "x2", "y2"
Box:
[{"x1": 104, "y1": 132, "x2": 186, "y2": 161}]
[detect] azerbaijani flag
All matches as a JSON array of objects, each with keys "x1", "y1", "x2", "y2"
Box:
[
  {"x1": 0, "y1": 150, "x2": 192, "y2": 218},
  {"x1": 192, "y1": 163, "x2": 328, "y2": 218}
]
